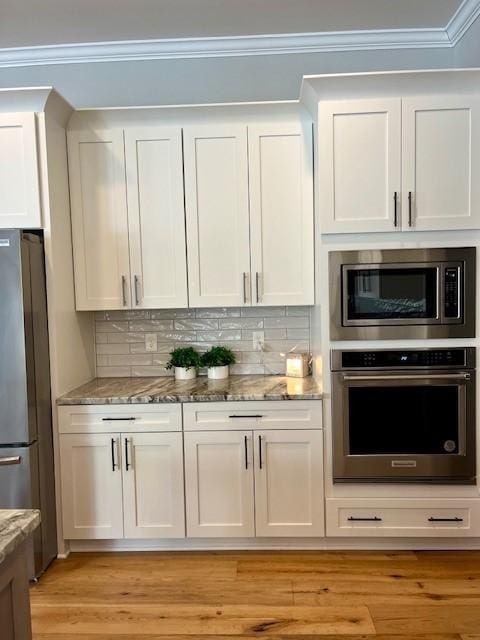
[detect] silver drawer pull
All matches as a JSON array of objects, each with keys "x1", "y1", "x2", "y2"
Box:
[
  {"x1": 0, "y1": 456, "x2": 21, "y2": 466},
  {"x1": 102, "y1": 417, "x2": 136, "y2": 422},
  {"x1": 229, "y1": 414, "x2": 264, "y2": 419},
  {"x1": 428, "y1": 517, "x2": 463, "y2": 523},
  {"x1": 347, "y1": 516, "x2": 382, "y2": 522}
]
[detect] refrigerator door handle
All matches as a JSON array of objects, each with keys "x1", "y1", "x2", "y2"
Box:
[{"x1": 0, "y1": 455, "x2": 22, "y2": 466}]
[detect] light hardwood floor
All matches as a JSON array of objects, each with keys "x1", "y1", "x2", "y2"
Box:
[{"x1": 31, "y1": 550, "x2": 480, "y2": 638}]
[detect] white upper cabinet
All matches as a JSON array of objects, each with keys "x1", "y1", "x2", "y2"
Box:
[
  {"x1": 248, "y1": 124, "x2": 314, "y2": 305},
  {"x1": 319, "y1": 98, "x2": 401, "y2": 233},
  {"x1": 402, "y1": 96, "x2": 480, "y2": 231},
  {"x1": 319, "y1": 94, "x2": 480, "y2": 233},
  {"x1": 68, "y1": 129, "x2": 131, "y2": 310},
  {"x1": 0, "y1": 113, "x2": 41, "y2": 229},
  {"x1": 183, "y1": 125, "x2": 251, "y2": 307},
  {"x1": 125, "y1": 127, "x2": 188, "y2": 308}
]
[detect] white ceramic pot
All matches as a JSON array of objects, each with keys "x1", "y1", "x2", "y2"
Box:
[
  {"x1": 207, "y1": 365, "x2": 229, "y2": 380},
  {"x1": 174, "y1": 366, "x2": 197, "y2": 381}
]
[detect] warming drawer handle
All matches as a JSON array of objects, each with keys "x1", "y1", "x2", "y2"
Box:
[
  {"x1": 428, "y1": 517, "x2": 463, "y2": 523},
  {"x1": 0, "y1": 456, "x2": 21, "y2": 466},
  {"x1": 102, "y1": 417, "x2": 137, "y2": 422},
  {"x1": 343, "y1": 373, "x2": 470, "y2": 382},
  {"x1": 347, "y1": 516, "x2": 382, "y2": 522},
  {"x1": 229, "y1": 415, "x2": 264, "y2": 419}
]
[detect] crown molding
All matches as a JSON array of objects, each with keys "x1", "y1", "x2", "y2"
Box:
[
  {"x1": 446, "y1": 0, "x2": 480, "y2": 44},
  {"x1": 0, "y1": 1, "x2": 478, "y2": 68}
]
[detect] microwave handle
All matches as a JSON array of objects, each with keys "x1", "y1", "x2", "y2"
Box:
[{"x1": 342, "y1": 373, "x2": 470, "y2": 382}]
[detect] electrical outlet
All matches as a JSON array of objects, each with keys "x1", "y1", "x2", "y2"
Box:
[
  {"x1": 252, "y1": 331, "x2": 265, "y2": 352},
  {"x1": 145, "y1": 333, "x2": 158, "y2": 352}
]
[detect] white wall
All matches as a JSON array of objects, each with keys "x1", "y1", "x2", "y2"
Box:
[
  {"x1": 0, "y1": 46, "x2": 456, "y2": 108},
  {"x1": 454, "y1": 11, "x2": 480, "y2": 66}
]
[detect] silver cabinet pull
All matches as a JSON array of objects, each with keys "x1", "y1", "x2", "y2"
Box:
[
  {"x1": 255, "y1": 272, "x2": 260, "y2": 304},
  {"x1": 0, "y1": 456, "x2": 21, "y2": 466},
  {"x1": 243, "y1": 272, "x2": 248, "y2": 304},
  {"x1": 393, "y1": 191, "x2": 398, "y2": 227},
  {"x1": 121, "y1": 275, "x2": 128, "y2": 306},
  {"x1": 408, "y1": 191, "x2": 413, "y2": 227},
  {"x1": 134, "y1": 275, "x2": 141, "y2": 306}
]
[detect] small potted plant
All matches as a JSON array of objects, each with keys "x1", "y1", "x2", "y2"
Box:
[
  {"x1": 165, "y1": 347, "x2": 201, "y2": 380},
  {"x1": 201, "y1": 346, "x2": 236, "y2": 379}
]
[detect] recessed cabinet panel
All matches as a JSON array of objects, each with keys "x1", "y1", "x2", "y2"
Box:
[
  {"x1": 254, "y1": 430, "x2": 324, "y2": 537},
  {"x1": 0, "y1": 113, "x2": 41, "y2": 228},
  {"x1": 248, "y1": 124, "x2": 314, "y2": 305},
  {"x1": 125, "y1": 128, "x2": 188, "y2": 308},
  {"x1": 184, "y1": 430, "x2": 255, "y2": 537},
  {"x1": 319, "y1": 99, "x2": 401, "y2": 233},
  {"x1": 402, "y1": 97, "x2": 480, "y2": 230},
  {"x1": 60, "y1": 434, "x2": 124, "y2": 539},
  {"x1": 184, "y1": 126, "x2": 251, "y2": 307},
  {"x1": 68, "y1": 130, "x2": 131, "y2": 310},
  {"x1": 122, "y1": 432, "x2": 185, "y2": 538}
]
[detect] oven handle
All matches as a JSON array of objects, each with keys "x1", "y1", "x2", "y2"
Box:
[{"x1": 342, "y1": 373, "x2": 471, "y2": 382}]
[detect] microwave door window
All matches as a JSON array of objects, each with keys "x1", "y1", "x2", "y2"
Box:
[
  {"x1": 347, "y1": 268, "x2": 438, "y2": 320},
  {"x1": 348, "y1": 385, "x2": 460, "y2": 455}
]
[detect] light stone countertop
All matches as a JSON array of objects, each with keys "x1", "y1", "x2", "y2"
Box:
[
  {"x1": 57, "y1": 375, "x2": 322, "y2": 405},
  {"x1": 0, "y1": 509, "x2": 41, "y2": 565}
]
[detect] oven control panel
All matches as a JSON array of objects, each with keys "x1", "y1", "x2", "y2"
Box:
[
  {"x1": 340, "y1": 348, "x2": 468, "y2": 369},
  {"x1": 444, "y1": 267, "x2": 460, "y2": 319}
]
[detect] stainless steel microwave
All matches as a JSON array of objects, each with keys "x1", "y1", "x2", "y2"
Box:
[{"x1": 329, "y1": 247, "x2": 476, "y2": 340}]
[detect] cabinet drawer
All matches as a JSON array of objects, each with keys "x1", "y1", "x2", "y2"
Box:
[
  {"x1": 58, "y1": 404, "x2": 182, "y2": 434},
  {"x1": 326, "y1": 498, "x2": 480, "y2": 537},
  {"x1": 183, "y1": 400, "x2": 322, "y2": 431}
]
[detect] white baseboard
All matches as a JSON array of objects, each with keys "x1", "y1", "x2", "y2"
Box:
[{"x1": 67, "y1": 536, "x2": 480, "y2": 553}]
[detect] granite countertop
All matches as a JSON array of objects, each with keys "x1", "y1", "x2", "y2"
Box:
[
  {"x1": 57, "y1": 375, "x2": 323, "y2": 405},
  {"x1": 0, "y1": 509, "x2": 40, "y2": 565}
]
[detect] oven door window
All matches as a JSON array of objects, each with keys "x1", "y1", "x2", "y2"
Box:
[
  {"x1": 346, "y1": 267, "x2": 438, "y2": 320},
  {"x1": 348, "y1": 385, "x2": 460, "y2": 455}
]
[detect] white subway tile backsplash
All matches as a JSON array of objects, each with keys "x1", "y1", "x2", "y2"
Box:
[{"x1": 95, "y1": 306, "x2": 310, "y2": 377}]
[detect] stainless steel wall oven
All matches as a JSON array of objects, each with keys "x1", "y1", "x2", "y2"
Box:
[
  {"x1": 329, "y1": 247, "x2": 475, "y2": 340},
  {"x1": 332, "y1": 347, "x2": 476, "y2": 484}
]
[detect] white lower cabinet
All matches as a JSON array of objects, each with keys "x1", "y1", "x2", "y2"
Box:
[
  {"x1": 60, "y1": 434, "x2": 124, "y2": 539},
  {"x1": 254, "y1": 430, "x2": 324, "y2": 537},
  {"x1": 326, "y1": 498, "x2": 480, "y2": 537},
  {"x1": 184, "y1": 428, "x2": 324, "y2": 538},
  {"x1": 184, "y1": 430, "x2": 255, "y2": 537},
  {"x1": 60, "y1": 431, "x2": 185, "y2": 540}
]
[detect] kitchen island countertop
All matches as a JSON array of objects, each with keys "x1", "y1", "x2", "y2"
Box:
[
  {"x1": 57, "y1": 374, "x2": 322, "y2": 405},
  {"x1": 0, "y1": 510, "x2": 40, "y2": 566}
]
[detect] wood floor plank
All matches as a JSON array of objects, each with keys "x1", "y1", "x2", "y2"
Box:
[
  {"x1": 31, "y1": 603, "x2": 375, "y2": 636},
  {"x1": 31, "y1": 578, "x2": 294, "y2": 606},
  {"x1": 33, "y1": 635, "x2": 463, "y2": 640},
  {"x1": 292, "y1": 577, "x2": 480, "y2": 606},
  {"x1": 369, "y1": 605, "x2": 480, "y2": 634}
]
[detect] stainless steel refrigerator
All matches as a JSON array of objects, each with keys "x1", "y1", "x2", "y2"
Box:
[{"x1": 0, "y1": 230, "x2": 57, "y2": 577}]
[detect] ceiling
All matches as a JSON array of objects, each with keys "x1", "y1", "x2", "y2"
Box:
[
  {"x1": 0, "y1": 0, "x2": 466, "y2": 47},
  {"x1": 0, "y1": 0, "x2": 478, "y2": 68}
]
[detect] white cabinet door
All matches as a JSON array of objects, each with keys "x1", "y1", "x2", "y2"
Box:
[
  {"x1": 122, "y1": 432, "x2": 185, "y2": 539},
  {"x1": 59, "y1": 434, "x2": 124, "y2": 539},
  {"x1": 184, "y1": 125, "x2": 251, "y2": 307},
  {"x1": 125, "y1": 127, "x2": 188, "y2": 309},
  {"x1": 248, "y1": 123, "x2": 314, "y2": 305},
  {"x1": 184, "y1": 430, "x2": 254, "y2": 537},
  {"x1": 402, "y1": 96, "x2": 480, "y2": 231},
  {"x1": 254, "y1": 430, "x2": 324, "y2": 537},
  {"x1": 67, "y1": 129, "x2": 131, "y2": 310},
  {"x1": 319, "y1": 98, "x2": 401, "y2": 233},
  {"x1": 0, "y1": 113, "x2": 41, "y2": 228}
]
